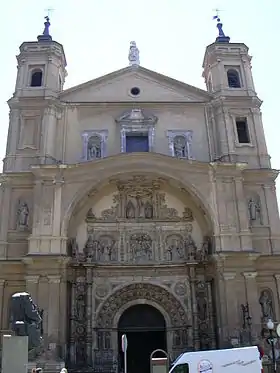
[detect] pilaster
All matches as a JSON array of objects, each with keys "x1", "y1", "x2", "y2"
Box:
[
  {"x1": 223, "y1": 272, "x2": 238, "y2": 337},
  {"x1": 25, "y1": 275, "x2": 40, "y2": 303},
  {"x1": 47, "y1": 275, "x2": 61, "y2": 344}
]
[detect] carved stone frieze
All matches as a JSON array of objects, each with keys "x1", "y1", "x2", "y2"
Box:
[
  {"x1": 85, "y1": 176, "x2": 194, "y2": 222},
  {"x1": 95, "y1": 283, "x2": 189, "y2": 328}
]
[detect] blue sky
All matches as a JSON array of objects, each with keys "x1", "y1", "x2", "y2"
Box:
[{"x1": 1, "y1": 0, "x2": 280, "y2": 204}]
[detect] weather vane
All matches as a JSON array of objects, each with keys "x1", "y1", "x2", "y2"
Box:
[
  {"x1": 212, "y1": 8, "x2": 230, "y2": 43},
  {"x1": 44, "y1": 7, "x2": 54, "y2": 18}
]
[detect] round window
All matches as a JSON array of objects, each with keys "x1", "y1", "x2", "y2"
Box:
[{"x1": 130, "y1": 87, "x2": 140, "y2": 96}]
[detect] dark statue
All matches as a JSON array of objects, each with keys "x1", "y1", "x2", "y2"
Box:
[{"x1": 10, "y1": 292, "x2": 42, "y2": 350}]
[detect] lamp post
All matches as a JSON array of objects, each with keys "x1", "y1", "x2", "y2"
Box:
[{"x1": 267, "y1": 318, "x2": 277, "y2": 373}]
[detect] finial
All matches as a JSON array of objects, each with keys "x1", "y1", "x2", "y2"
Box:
[
  {"x1": 128, "y1": 41, "x2": 140, "y2": 67},
  {"x1": 213, "y1": 12, "x2": 230, "y2": 43},
  {"x1": 37, "y1": 15, "x2": 52, "y2": 42}
]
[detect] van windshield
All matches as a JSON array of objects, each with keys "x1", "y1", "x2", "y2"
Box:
[{"x1": 170, "y1": 363, "x2": 189, "y2": 373}]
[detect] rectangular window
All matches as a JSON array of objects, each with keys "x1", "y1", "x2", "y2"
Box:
[
  {"x1": 125, "y1": 134, "x2": 149, "y2": 152},
  {"x1": 236, "y1": 117, "x2": 250, "y2": 144}
]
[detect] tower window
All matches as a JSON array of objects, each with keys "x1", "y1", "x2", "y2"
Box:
[
  {"x1": 30, "y1": 70, "x2": 43, "y2": 87},
  {"x1": 227, "y1": 69, "x2": 241, "y2": 88},
  {"x1": 236, "y1": 117, "x2": 250, "y2": 144}
]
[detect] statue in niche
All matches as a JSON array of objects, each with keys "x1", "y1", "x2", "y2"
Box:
[
  {"x1": 174, "y1": 135, "x2": 187, "y2": 158},
  {"x1": 126, "y1": 200, "x2": 136, "y2": 219},
  {"x1": 76, "y1": 295, "x2": 86, "y2": 320},
  {"x1": 248, "y1": 197, "x2": 262, "y2": 224},
  {"x1": 130, "y1": 233, "x2": 153, "y2": 262},
  {"x1": 104, "y1": 239, "x2": 117, "y2": 261},
  {"x1": 166, "y1": 236, "x2": 184, "y2": 261},
  {"x1": 144, "y1": 201, "x2": 153, "y2": 219},
  {"x1": 104, "y1": 332, "x2": 111, "y2": 349},
  {"x1": 17, "y1": 201, "x2": 29, "y2": 229},
  {"x1": 182, "y1": 207, "x2": 193, "y2": 222},
  {"x1": 259, "y1": 290, "x2": 273, "y2": 320},
  {"x1": 184, "y1": 235, "x2": 197, "y2": 260},
  {"x1": 87, "y1": 135, "x2": 101, "y2": 160}
]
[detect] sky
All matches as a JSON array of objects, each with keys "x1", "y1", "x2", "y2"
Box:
[{"x1": 1, "y1": 0, "x2": 280, "y2": 204}]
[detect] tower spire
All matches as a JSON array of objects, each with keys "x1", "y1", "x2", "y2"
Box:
[
  {"x1": 128, "y1": 41, "x2": 140, "y2": 66},
  {"x1": 37, "y1": 15, "x2": 52, "y2": 42},
  {"x1": 213, "y1": 13, "x2": 230, "y2": 43}
]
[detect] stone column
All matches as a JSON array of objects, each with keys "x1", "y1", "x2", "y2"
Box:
[
  {"x1": 25, "y1": 275, "x2": 39, "y2": 304},
  {"x1": 47, "y1": 275, "x2": 61, "y2": 346},
  {"x1": 274, "y1": 274, "x2": 280, "y2": 320},
  {"x1": 0, "y1": 280, "x2": 6, "y2": 329},
  {"x1": 52, "y1": 180, "x2": 64, "y2": 238},
  {"x1": 86, "y1": 268, "x2": 93, "y2": 365},
  {"x1": 243, "y1": 272, "x2": 261, "y2": 334},
  {"x1": 223, "y1": 272, "x2": 238, "y2": 338}
]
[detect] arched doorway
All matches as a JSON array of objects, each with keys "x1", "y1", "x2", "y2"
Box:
[{"x1": 118, "y1": 304, "x2": 167, "y2": 373}]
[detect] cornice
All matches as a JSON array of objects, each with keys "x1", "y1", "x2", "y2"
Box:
[{"x1": 243, "y1": 168, "x2": 279, "y2": 183}]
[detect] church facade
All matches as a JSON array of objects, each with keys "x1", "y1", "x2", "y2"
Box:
[{"x1": 1, "y1": 16, "x2": 280, "y2": 372}]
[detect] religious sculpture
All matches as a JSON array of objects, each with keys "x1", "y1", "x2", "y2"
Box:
[
  {"x1": 259, "y1": 290, "x2": 274, "y2": 320},
  {"x1": 17, "y1": 201, "x2": 29, "y2": 229},
  {"x1": 173, "y1": 136, "x2": 187, "y2": 158},
  {"x1": 76, "y1": 295, "x2": 86, "y2": 320},
  {"x1": 182, "y1": 207, "x2": 193, "y2": 222},
  {"x1": 43, "y1": 16, "x2": 51, "y2": 36},
  {"x1": 10, "y1": 292, "x2": 42, "y2": 350},
  {"x1": 129, "y1": 233, "x2": 153, "y2": 262},
  {"x1": 87, "y1": 135, "x2": 101, "y2": 160},
  {"x1": 128, "y1": 41, "x2": 140, "y2": 66},
  {"x1": 248, "y1": 196, "x2": 262, "y2": 224}
]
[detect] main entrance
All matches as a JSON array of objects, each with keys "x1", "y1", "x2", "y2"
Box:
[{"x1": 118, "y1": 304, "x2": 167, "y2": 373}]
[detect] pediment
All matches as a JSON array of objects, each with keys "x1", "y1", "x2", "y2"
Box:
[
  {"x1": 116, "y1": 108, "x2": 158, "y2": 125},
  {"x1": 60, "y1": 66, "x2": 212, "y2": 103}
]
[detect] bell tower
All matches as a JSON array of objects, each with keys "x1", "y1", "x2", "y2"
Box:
[
  {"x1": 202, "y1": 16, "x2": 255, "y2": 96},
  {"x1": 5, "y1": 17, "x2": 67, "y2": 172},
  {"x1": 202, "y1": 16, "x2": 270, "y2": 168}
]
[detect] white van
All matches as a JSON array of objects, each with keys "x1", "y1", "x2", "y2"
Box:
[{"x1": 169, "y1": 346, "x2": 262, "y2": 373}]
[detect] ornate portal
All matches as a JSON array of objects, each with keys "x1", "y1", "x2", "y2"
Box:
[{"x1": 67, "y1": 176, "x2": 215, "y2": 372}]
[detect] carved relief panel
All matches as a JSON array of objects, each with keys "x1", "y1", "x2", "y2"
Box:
[
  {"x1": 18, "y1": 110, "x2": 41, "y2": 150},
  {"x1": 71, "y1": 176, "x2": 211, "y2": 265}
]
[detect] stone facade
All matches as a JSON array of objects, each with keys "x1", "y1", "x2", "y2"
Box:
[{"x1": 1, "y1": 24, "x2": 280, "y2": 371}]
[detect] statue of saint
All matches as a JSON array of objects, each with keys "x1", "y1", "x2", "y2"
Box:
[
  {"x1": 87, "y1": 136, "x2": 101, "y2": 160},
  {"x1": 259, "y1": 290, "x2": 273, "y2": 319},
  {"x1": 128, "y1": 41, "x2": 140, "y2": 66},
  {"x1": 248, "y1": 197, "x2": 261, "y2": 223},
  {"x1": 17, "y1": 202, "x2": 29, "y2": 228}
]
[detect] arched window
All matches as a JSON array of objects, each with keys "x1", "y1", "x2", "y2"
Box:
[
  {"x1": 173, "y1": 135, "x2": 187, "y2": 158},
  {"x1": 30, "y1": 69, "x2": 43, "y2": 87},
  {"x1": 87, "y1": 135, "x2": 102, "y2": 160},
  {"x1": 227, "y1": 69, "x2": 241, "y2": 88}
]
